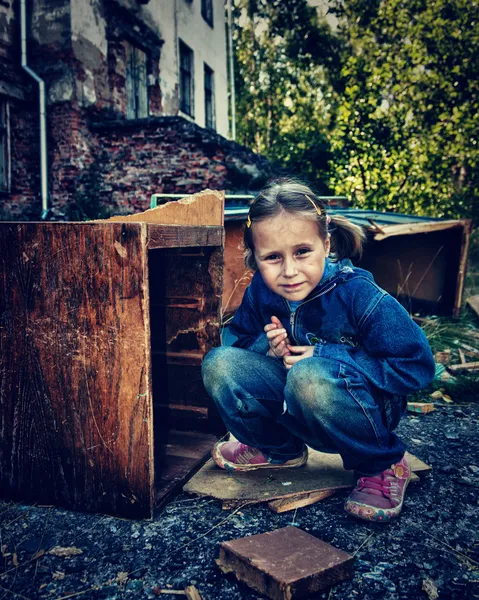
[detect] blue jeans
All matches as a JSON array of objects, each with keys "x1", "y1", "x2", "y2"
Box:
[{"x1": 202, "y1": 346, "x2": 406, "y2": 475}]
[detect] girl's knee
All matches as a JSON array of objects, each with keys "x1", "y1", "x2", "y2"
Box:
[
  {"x1": 202, "y1": 346, "x2": 231, "y2": 387},
  {"x1": 202, "y1": 346, "x2": 246, "y2": 394},
  {"x1": 285, "y1": 359, "x2": 336, "y2": 415}
]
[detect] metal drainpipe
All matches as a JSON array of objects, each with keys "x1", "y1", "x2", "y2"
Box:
[
  {"x1": 20, "y1": 0, "x2": 50, "y2": 219},
  {"x1": 227, "y1": 0, "x2": 236, "y2": 141}
]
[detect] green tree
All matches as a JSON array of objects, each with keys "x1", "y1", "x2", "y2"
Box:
[
  {"x1": 328, "y1": 0, "x2": 479, "y2": 219},
  {"x1": 233, "y1": 0, "x2": 341, "y2": 190}
]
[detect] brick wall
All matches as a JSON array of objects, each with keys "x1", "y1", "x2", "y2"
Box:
[
  {"x1": 2, "y1": 105, "x2": 275, "y2": 220},
  {"x1": 1, "y1": 101, "x2": 41, "y2": 220},
  {"x1": 63, "y1": 114, "x2": 275, "y2": 219}
]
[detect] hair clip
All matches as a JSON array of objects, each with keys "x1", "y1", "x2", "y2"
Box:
[
  {"x1": 246, "y1": 214, "x2": 252, "y2": 228},
  {"x1": 304, "y1": 195, "x2": 322, "y2": 217}
]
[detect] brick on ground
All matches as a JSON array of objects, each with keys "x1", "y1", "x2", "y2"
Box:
[{"x1": 216, "y1": 526, "x2": 354, "y2": 599}]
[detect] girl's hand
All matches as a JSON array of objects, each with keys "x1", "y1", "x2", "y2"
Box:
[
  {"x1": 264, "y1": 316, "x2": 291, "y2": 358},
  {"x1": 283, "y1": 345, "x2": 314, "y2": 369}
]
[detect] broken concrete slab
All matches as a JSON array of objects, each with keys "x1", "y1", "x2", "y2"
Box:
[{"x1": 216, "y1": 526, "x2": 354, "y2": 599}]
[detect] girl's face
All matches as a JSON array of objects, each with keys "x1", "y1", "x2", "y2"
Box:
[{"x1": 252, "y1": 212, "x2": 330, "y2": 302}]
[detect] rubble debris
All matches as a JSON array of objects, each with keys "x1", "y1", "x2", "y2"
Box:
[
  {"x1": 267, "y1": 489, "x2": 336, "y2": 513},
  {"x1": 459, "y1": 349, "x2": 467, "y2": 364},
  {"x1": 434, "y1": 363, "x2": 456, "y2": 382},
  {"x1": 184, "y1": 585, "x2": 204, "y2": 600},
  {"x1": 429, "y1": 390, "x2": 453, "y2": 402},
  {"x1": 466, "y1": 295, "x2": 479, "y2": 319},
  {"x1": 407, "y1": 402, "x2": 436, "y2": 414},
  {"x1": 216, "y1": 526, "x2": 354, "y2": 599},
  {"x1": 422, "y1": 577, "x2": 440, "y2": 600},
  {"x1": 47, "y1": 546, "x2": 83, "y2": 557},
  {"x1": 434, "y1": 350, "x2": 451, "y2": 364},
  {"x1": 459, "y1": 342, "x2": 479, "y2": 355}
]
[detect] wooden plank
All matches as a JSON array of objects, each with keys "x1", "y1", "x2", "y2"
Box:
[
  {"x1": 0, "y1": 222, "x2": 154, "y2": 518},
  {"x1": 183, "y1": 449, "x2": 431, "y2": 504},
  {"x1": 184, "y1": 450, "x2": 355, "y2": 503},
  {"x1": 448, "y1": 361, "x2": 479, "y2": 372},
  {"x1": 466, "y1": 295, "x2": 479, "y2": 319},
  {"x1": 372, "y1": 219, "x2": 468, "y2": 241},
  {"x1": 147, "y1": 225, "x2": 223, "y2": 249},
  {"x1": 454, "y1": 221, "x2": 472, "y2": 317},
  {"x1": 268, "y1": 489, "x2": 335, "y2": 513},
  {"x1": 107, "y1": 190, "x2": 224, "y2": 226}
]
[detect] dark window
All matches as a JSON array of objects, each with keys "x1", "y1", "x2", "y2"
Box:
[
  {"x1": 125, "y1": 42, "x2": 148, "y2": 119},
  {"x1": 0, "y1": 102, "x2": 9, "y2": 191},
  {"x1": 204, "y1": 63, "x2": 215, "y2": 130},
  {"x1": 201, "y1": 0, "x2": 214, "y2": 27},
  {"x1": 179, "y1": 40, "x2": 194, "y2": 116}
]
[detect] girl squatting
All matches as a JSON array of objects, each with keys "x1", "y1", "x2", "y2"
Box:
[{"x1": 202, "y1": 180, "x2": 435, "y2": 522}]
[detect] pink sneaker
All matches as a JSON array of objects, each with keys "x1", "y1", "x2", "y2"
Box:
[
  {"x1": 212, "y1": 441, "x2": 308, "y2": 472},
  {"x1": 344, "y1": 456, "x2": 411, "y2": 522}
]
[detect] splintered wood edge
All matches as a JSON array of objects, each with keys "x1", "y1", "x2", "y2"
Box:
[
  {"x1": 372, "y1": 219, "x2": 469, "y2": 241},
  {"x1": 268, "y1": 489, "x2": 336, "y2": 513},
  {"x1": 104, "y1": 189, "x2": 225, "y2": 225}
]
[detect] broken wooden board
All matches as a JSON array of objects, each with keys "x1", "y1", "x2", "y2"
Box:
[
  {"x1": 448, "y1": 361, "x2": 479, "y2": 372},
  {"x1": 183, "y1": 448, "x2": 431, "y2": 507},
  {"x1": 466, "y1": 295, "x2": 479, "y2": 319},
  {"x1": 217, "y1": 526, "x2": 354, "y2": 599},
  {"x1": 107, "y1": 189, "x2": 224, "y2": 226},
  {"x1": 268, "y1": 489, "x2": 336, "y2": 513},
  {"x1": 267, "y1": 471, "x2": 422, "y2": 513}
]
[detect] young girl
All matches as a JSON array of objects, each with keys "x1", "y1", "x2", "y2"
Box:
[{"x1": 202, "y1": 180, "x2": 435, "y2": 522}]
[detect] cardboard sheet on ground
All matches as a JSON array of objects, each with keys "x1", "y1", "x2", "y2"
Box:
[{"x1": 183, "y1": 449, "x2": 430, "y2": 505}]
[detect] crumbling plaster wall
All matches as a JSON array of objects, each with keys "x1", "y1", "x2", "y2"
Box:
[
  {"x1": 1, "y1": 0, "x2": 250, "y2": 220},
  {"x1": 156, "y1": 0, "x2": 229, "y2": 137},
  {"x1": 0, "y1": 1, "x2": 23, "y2": 98}
]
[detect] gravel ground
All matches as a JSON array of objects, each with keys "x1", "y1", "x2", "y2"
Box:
[{"x1": 1, "y1": 402, "x2": 479, "y2": 600}]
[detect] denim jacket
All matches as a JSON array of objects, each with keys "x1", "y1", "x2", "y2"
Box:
[{"x1": 229, "y1": 259, "x2": 435, "y2": 396}]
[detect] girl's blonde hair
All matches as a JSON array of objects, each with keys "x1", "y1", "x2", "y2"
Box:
[{"x1": 244, "y1": 179, "x2": 365, "y2": 270}]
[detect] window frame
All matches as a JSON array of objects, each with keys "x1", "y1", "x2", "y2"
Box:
[
  {"x1": 0, "y1": 101, "x2": 10, "y2": 193},
  {"x1": 125, "y1": 42, "x2": 149, "y2": 119},
  {"x1": 179, "y1": 40, "x2": 194, "y2": 117},
  {"x1": 204, "y1": 63, "x2": 215, "y2": 130},
  {"x1": 201, "y1": 0, "x2": 214, "y2": 28}
]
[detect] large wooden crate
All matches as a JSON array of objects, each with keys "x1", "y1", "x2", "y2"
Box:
[{"x1": 0, "y1": 192, "x2": 225, "y2": 518}]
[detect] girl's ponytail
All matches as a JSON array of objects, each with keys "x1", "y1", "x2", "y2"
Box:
[{"x1": 329, "y1": 214, "x2": 366, "y2": 260}]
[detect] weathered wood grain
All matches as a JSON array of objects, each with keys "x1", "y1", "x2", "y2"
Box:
[
  {"x1": 108, "y1": 189, "x2": 224, "y2": 226},
  {"x1": 147, "y1": 225, "x2": 224, "y2": 249},
  {"x1": 0, "y1": 222, "x2": 154, "y2": 518}
]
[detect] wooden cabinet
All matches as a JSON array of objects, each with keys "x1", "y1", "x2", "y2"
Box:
[{"x1": 0, "y1": 193, "x2": 224, "y2": 518}]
